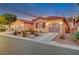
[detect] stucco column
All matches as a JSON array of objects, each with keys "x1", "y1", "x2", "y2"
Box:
[{"x1": 60, "y1": 23, "x2": 63, "y2": 33}]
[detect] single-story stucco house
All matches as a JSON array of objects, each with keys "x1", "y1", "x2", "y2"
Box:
[
  {"x1": 11, "y1": 16, "x2": 70, "y2": 33},
  {"x1": 33, "y1": 16, "x2": 70, "y2": 33}
]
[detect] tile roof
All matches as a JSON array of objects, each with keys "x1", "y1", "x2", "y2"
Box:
[
  {"x1": 45, "y1": 16, "x2": 65, "y2": 20},
  {"x1": 18, "y1": 19, "x2": 33, "y2": 24},
  {"x1": 18, "y1": 16, "x2": 66, "y2": 24},
  {"x1": 32, "y1": 17, "x2": 45, "y2": 22},
  {"x1": 32, "y1": 16, "x2": 65, "y2": 22}
]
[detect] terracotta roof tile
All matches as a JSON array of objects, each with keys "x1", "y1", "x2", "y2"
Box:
[
  {"x1": 32, "y1": 16, "x2": 65, "y2": 22},
  {"x1": 45, "y1": 16, "x2": 65, "y2": 20},
  {"x1": 32, "y1": 17, "x2": 45, "y2": 22},
  {"x1": 18, "y1": 19, "x2": 33, "y2": 24}
]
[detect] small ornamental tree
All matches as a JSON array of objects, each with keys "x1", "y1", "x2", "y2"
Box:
[
  {"x1": 2, "y1": 13, "x2": 17, "y2": 30},
  {"x1": 0, "y1": 16, "x2": 7, "y2": 31},
  {"x1": 0, "y1": 16, "x2": 7, "y2": 25}
]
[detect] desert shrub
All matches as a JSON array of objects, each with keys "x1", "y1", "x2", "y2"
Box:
[
  {"x1": 59, "y1": 34, "x2": 65, "y2": 39},
  {"x1": 28, "y1": 29, "x2": 35, "y2": 35},
  {"x1": 26, "y1": 30, "x2": 28, "y2": 32},
  {"x1": 13, "y1": 31, "x2": 17, "y2": 35},
  {"x1": 0, "y1": 28, "x2": 6, "y2": 32},
  {"x1": 28, "y1": 29, "x2": 32, "y2": 32},
  {"x1": 31, "y1": 30, "x2": 35, "y2": 35},
  {"x1": 21, "y1": 30, "x2": 27, "y2": 37},
  {"x1": 17, "y1": 31, "x2": 21, "y2": 34},
  {"x1": 0, "y1": 29, "x2": 6, "y2": 32},
  {"x1": 35, "y1": 31, "x2": 38, "y2": 33},
  {"x1": 0, "y1": 25, "x2": 7, "y2": 32},
  {"x1": 39, "y1": 31, "x2": 43, "y2": 33},
  {"x1": 34, "y1": 33, "x2": 39, "y2": 36},
  {"x1": 71, "y1": 31, "x2": 79, "y2": 40}
]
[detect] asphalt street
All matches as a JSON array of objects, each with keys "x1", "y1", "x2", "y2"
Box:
[{"x1": 0, "y1": 35, "x2": 79, "y2": 55}]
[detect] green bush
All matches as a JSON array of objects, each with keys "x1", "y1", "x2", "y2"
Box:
[
  {"x1": 71, "y1": 31, "x2": 79, "y2": 40},
  {"x1": 59, "y1": 34, "x2": 65, "y2": 39}
]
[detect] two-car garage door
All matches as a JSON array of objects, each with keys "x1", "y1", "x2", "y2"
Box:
[{"x1": 49, "y1": 23, "x2": 60, "y2": 32}]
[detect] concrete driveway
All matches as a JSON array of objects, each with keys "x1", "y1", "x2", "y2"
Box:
[{"x1": 0, "y1": 32, "x2": 58, "y2": 44}]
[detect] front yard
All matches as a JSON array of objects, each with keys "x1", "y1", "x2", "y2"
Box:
[
  {"x1": 53, "y1": 33, "x2": 79, "y2": 47},
  {"x1": 2, "y1": 30, "x2": 79, "y2": 47},
  {"x1": 1, "y1": 31, "x2": 79, "y2": 50}
]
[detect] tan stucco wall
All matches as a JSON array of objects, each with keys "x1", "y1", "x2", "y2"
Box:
[
  {"x1": 11, "y1": 20, "x2": 32, "y2": 31},
  {"x1": 47, "y1": 19, "x2": 64, "y2": 33},
  {"x1": 11, "y1": 18, "x2": 65, "y2": 33},
  {"x1": 24, "y1": 23, "x2": 33, "y2": 30},
  {"x1": 33, "y1": 19, "x2": 49, "y2": 32},
  {"x1": 68, "y1": 22, "x2": 73, "y2": 27},
  {"x1": 33, "y1": 18, "x2": 64, "y2": 33}
]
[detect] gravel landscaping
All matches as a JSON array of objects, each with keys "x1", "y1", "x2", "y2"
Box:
[{"x1": 53, "y1": 33, "x2": 79, "y2": 47}]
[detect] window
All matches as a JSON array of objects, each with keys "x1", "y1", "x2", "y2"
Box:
[
  {"x1": 43, "y1": 23, "x2": 45, "y2": 28},
  {"x1": 35, "y1": 22, "x2": 45, "y2": 29},
  {"x1": 39, "y1": 22, "x2": 45, "y2": 29},
  {"x1": 36, "y1": 23, "x2": 38, "y2": 29}
]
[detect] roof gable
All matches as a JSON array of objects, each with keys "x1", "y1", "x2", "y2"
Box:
[
  {"x1": 45, "y1": 16, "x2": 65, "y2": 20},
  {"x1": 32, "y1": 17, "x2": 45, "y2": 22},
  {"x1": 32, "y1": 16, "x2": 65, "y2": 22}
]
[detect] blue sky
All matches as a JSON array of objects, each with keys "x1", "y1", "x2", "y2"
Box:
[{"x1": 0, "y1": 3, "x2": 78, "y2": 20}]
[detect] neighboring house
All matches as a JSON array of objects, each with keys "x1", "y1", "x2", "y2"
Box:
[
  {"x1": 11, "y1": 19, "x2": 33, "y2": 31},
  {"x1": 33, "y1": 16, "x2": 69, "y2": 33},
  {"x1": 67, "y1": 16, "x2": 79, "y2": 33},
  {"x1": 74, "y1": 16, "x2": 79, "y2": 32},
  {"x1": 75, "y1": 19, "x2": 79, "y2": 31}
]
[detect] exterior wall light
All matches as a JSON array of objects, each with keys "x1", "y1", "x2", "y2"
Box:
[
  {"x1": 21, "y1": 24, "x2": 24, "y2": 27},
  {"x1": 46, "y1": 23, "x2": 49, "y2": 25},
  {"x1": 60, "y1": 22, "x2": 63, "y2": 24}
]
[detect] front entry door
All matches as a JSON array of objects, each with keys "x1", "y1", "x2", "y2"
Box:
[{"x1": 49, "y1": 23, "x2": 60, "y2": 32}]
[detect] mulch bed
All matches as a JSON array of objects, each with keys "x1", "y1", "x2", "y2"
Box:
[{"x1": 53, "y1": 33, "x2": 79, "y2": 46}]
